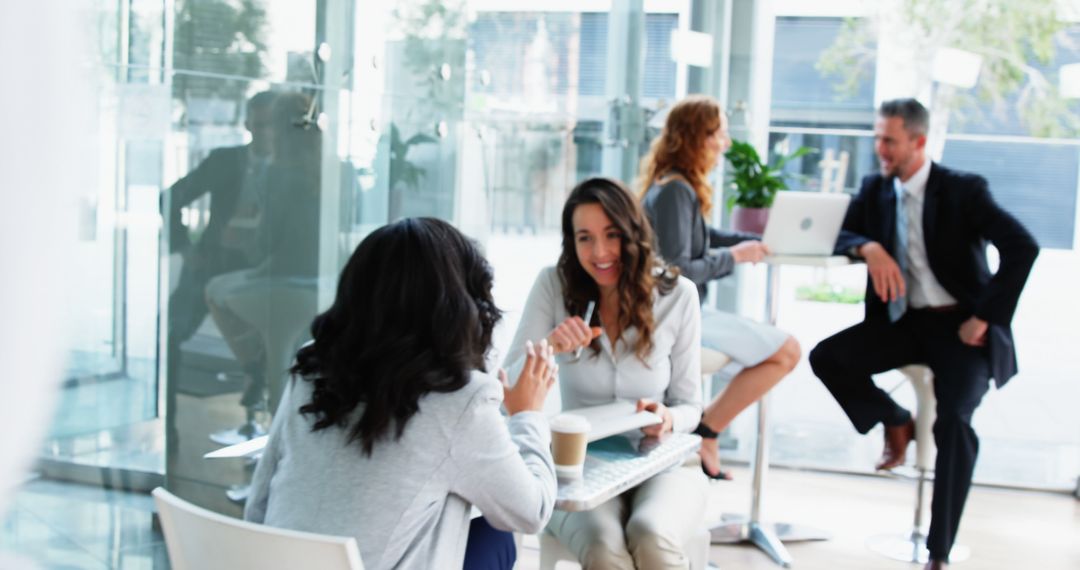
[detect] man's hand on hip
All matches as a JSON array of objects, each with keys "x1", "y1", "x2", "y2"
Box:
[{"x1": 958, "y1": 316, "x2": 989, "y2": 347}]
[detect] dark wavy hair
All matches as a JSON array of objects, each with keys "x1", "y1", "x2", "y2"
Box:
[
  {"x1": 557, "y1": 178, "x2": 677, "y2": 362},
  {"x1": 291, "y1": 217, "x2": 502, "y2": 454}
]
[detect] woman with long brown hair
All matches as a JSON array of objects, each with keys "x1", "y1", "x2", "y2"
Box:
[
  {"x1": 505, "y1": 177, "x2": 707, "y2": 568},
  {"x1": 639, "y1": 94, "x2": 801, "y2": 480}
]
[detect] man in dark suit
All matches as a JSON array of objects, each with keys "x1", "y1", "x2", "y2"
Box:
[
  {"x1": 166, "y1": 90, "x2": 276, "y2": 345},
  {"x1": 809, "y1": 98, "x2": 1038, "y2": 569},
  {"x1": 164, "y1": 91, "x2": 276, "y2": 445}
]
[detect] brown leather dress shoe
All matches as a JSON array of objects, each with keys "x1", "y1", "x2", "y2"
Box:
[
  {"x1": 924, "y1": 559, "x2": 948, "y2": 569},
  {"x1": 875, "y1": 419, "x2": 915, "y2": 470}
]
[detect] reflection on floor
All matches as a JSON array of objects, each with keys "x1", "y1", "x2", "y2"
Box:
[
  {"x1": 4, "y1": 466, "x2": 1078, "y2": 569},
  {"x1": 1, "y1": 477, "x2": 166, "y2": 569}
]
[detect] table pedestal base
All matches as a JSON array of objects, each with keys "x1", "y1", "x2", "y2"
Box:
[{"x1": 710, "y1": 516, "x2": 830, "y2": 568}]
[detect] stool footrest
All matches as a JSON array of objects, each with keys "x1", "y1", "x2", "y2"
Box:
[{"x1": 867, "y1": 533, "x2": 970, "y2": 564}]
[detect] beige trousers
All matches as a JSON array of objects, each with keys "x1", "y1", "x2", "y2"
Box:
[{"x1": 546, "y1": 465, "x2": 708, "y2": 569}]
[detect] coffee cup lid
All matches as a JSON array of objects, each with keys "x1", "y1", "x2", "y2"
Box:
[{"x1": 550, "y1": 413, "x2": 590, "y2": 433}]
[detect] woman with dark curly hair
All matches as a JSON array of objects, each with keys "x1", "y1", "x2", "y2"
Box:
[
  {"x1": 505, "y1": 178, "x2": 706, "y2": 569},
  {"x1": 244, "y1": 217, "x2": 558, "y2": 569},
  {"x1": 639, "y1": 95, "x2": 800, "y2": 481}
]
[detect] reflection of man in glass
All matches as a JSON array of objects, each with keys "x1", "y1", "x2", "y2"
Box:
[
  {"x1": 205, "y1": 91, "x2": 321, "y2": 426},
  {"x1": 165, "y1": 91, "x2": 275, "y2": 446},
  {"x1": 167, "y1": 91, "x2": 276, "y2": 350}
]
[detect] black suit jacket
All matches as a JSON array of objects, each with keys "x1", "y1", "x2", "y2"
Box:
[
  {"x1": 166, "y1": 145, "x2": 250, "y2": 255},
  {"x1": 835, "y1": 163, "x2": 1039, "y2": 386}
]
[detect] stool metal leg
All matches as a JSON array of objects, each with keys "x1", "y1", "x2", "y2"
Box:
[
  {"x1": 868, "y1": 468, "x2": 971, "y2": 563},
  {"x1": 869, "y1": 365, "x2": 970, "y2": 564}
]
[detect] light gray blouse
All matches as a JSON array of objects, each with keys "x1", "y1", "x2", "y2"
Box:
[
  {"x1": 504, "y1": 266, "x2": 703, "y2": 433},
  {"x1": 244, "y1": 371, "x2": 556, "y2": 570}
]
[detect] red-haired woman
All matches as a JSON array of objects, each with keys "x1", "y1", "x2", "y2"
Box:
[{"x1": 639, "y1": 95, "x2": 801, "y2": 480}]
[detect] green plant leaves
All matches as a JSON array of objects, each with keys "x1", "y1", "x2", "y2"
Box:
[
  {"x1": 724, "y1": 140, "x2": 816, "y2": 209},
  {"x1": 389, "y1": 123, "x2": 437, "y2": 191}
]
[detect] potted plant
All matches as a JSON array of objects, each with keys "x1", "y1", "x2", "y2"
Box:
[{"x1": 724, "y1": 139, "x2": 814, "y2": 234}]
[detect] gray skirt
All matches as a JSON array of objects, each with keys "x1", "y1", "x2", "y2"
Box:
[{"x1": 701, "y1": 308, "x2": 789, "y2": 368}]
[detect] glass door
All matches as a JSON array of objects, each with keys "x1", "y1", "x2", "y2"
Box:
[
  {"x1": 162, "y1": 0, "x2": 335, "y2": 514},
  {"x1": 41, "y1": 0, "x2": 166, "y2": 472}
]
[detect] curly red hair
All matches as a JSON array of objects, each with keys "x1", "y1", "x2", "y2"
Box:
[{"x1": 637, "y1": 95, "x2": 724, "y2": 216}]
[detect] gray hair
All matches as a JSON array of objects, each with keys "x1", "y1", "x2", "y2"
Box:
[{"x1": 878, "y1": 98, "x2": 929, "y2": 137}]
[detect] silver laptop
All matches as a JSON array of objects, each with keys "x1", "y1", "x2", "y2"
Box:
[{"x1": 761, "y1": 192, "x2": 851, "y2": 256}]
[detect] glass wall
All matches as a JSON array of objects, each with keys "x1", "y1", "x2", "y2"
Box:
[
  {"x1": 28, "y1": 2, "x2": 1078, "y2": 526},
  {"x1": 163, "y1": 0, "x2": 359, "y2": 514},
  {"x1": 34, "y1": 0, "x2": 703, "y2": 515},
  {"x1": 33, "y1": 0, "x2": 355, "y2": 515},
  {"x1": 350, "y1": 0, "x2": 694, "y2": 387},
  {"x1": 39, "y1": 0, "x2": 171, "y2": 482}
]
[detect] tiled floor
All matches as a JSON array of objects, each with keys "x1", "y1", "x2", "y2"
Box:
[
  {"x1": 1, "y1": 478, "x2": 167, "y2": 569},
  {"x1": 4, "y1": 466, "x2": 1078, "y2": 570}
]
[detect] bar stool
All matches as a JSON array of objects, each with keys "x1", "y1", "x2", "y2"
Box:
[
  {"x1": 868, "y1": 365, "x2": 969, "y2": 564},
  {"x1": 701, "y1": 348, "x2": 733, "y2": 378},
  {"x1": 209, "y1": 281, "x2": 318, "y2": 433},
  {"x1": 538, "y1": 528, "x2": 711, "y2": 570},
  {"x1": 701, "y1": 348, "x2": 733, "y2": 395}
]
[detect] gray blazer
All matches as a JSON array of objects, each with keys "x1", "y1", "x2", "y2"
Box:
[
  {"x1": 641, "y1": 177, "x2": 759, "y2": 300},
  {"x1": 245, "y1": 373, "x2": 556, "y2": 569}
]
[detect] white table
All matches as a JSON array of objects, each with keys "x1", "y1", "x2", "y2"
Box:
[
  {"x1": 709, "y1": 255, "x2": 849, "y2": 567},
  {"x1": 207, "y1": 430, "x2": 701, "y2": 516},
  {"x1": 556, "y1": 432, "x2": 701, "y2": 512}
]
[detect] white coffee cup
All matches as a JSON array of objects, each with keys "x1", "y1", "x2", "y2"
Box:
[{"x1": 550, "y1": 413, "x2": 590, "y2": 479}]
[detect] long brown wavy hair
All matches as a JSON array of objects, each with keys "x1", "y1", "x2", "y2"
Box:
[
  {"x1": 637, "y1": 95, "x2": 723, "y2": 216},
  {"x1": 557, "y1": 178, "x2": 677, "y2": 362}
]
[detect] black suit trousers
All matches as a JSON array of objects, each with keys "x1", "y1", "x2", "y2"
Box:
[{"x1": 809, "y1": 310, "x2": 991, "y2": 560}]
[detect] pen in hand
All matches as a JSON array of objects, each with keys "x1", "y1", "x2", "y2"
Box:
[{"x1": 574, "y1": 300, "x2": 596, "y2": 360}]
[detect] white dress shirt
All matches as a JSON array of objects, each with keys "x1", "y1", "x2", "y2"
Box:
[
  {"x1": 896, "y1": 159, "x2": 958, "y2": 308},
  {"x1": 504, "y1": 267, "x2": 703, "y2": 433}
]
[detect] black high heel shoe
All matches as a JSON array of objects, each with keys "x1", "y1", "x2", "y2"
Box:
[
  {"x1": 694, "y1": 421, "x2": 734, "y2": 481},
  {"x1": 701, "y1": 464, "x2": 734, "y2": 481}
]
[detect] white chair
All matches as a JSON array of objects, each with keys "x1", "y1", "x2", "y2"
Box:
[
  {"x1": 539, "y1": 528, "x2": 711, "y2": 570},
  {"x1": 868, "y1": 365, "x2": 969, "y2": 564},
  {"x1": 153, "y1": 487, "x2": 364, "y2": 570}
]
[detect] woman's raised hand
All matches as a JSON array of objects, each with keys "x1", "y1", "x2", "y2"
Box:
[
  {"x1": 547, "y1": 317, "x2": 602, "y2": 354},
  {"x1": 501, "y1": 339, "x2": 558, "y2": 415}
]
